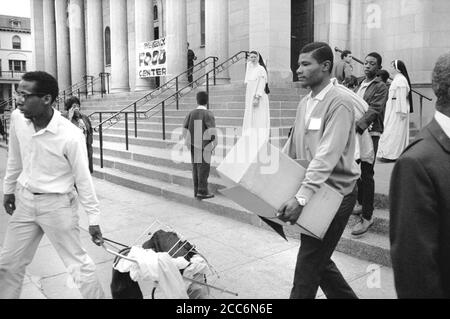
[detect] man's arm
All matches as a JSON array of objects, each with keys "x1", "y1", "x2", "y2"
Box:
[
  {"x1": 204, "y1": 112, "x2": 218, "y2": 148},
  {"x1": 356, "y1": 83, "x2": 388, "y2": 132},
  {"x1": 66, "y1": 131, "x2": 101, "y2": 226},
  {"x1": 389, "y1": 155, "x2": 444, "y2": 298},
  {"x1": 296, "y1": 103, "x2": 355, "y2": 202}
]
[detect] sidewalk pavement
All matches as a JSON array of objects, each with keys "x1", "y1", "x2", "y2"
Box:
[{"x1": 0, "y1": 148, "x2": 397, "y2": 299}]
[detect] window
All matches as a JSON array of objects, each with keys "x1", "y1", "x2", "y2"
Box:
[
  {"x1": 10, "y1": 20, "x2": 21, "y2": 28},
  {"x1": 12, "y1": 36, "x2": 21, "y2": 49},
  {"x1": 200, "y1": 0, "x2": 205, "y2": 47},
  {"x1": 9, "y1": 60, "x2": 27, "y2": 72},
  {"x1": 105, "y1": 27, "x2": 111, "y2": 66},
  {"x1": 154, "y1": 5, "x2": 158, "y2": 20}
]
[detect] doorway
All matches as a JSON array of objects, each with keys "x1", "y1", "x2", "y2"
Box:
[{"x1": 291, "y1": 0, "x2": 314, "y2": 81}]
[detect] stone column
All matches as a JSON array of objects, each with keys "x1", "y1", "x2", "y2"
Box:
[
  {"x1": 110, "y1": 0, "x2": 130, "y2": 92},
  {"x1": 205, "y1": 0, "x2": 229, "y2": 82},
  {"x1": 249, "y1": 0, "x2": 292, "y2": 84},
  {"x1": 55, "y1": 0, "x2": 71, "y2": 91},
  {"x1": 31, "y1": 0, "x2": 45, "y2": 71},
  {"x1": 165, "y1": 0, "x2": 187, "y2": 81},
  {"x1": 349, "y1": 0, "x2": 364, "y2": 77},
  {"x1": 86, "y1": 0, "x2": 105, "y2": 93},
  {"x1": 135, "y1": 0, "x2": 154, "y2": 91},
  {"x1": 68, "y1": 0, "x2": 87, "y2": 87},
  {"x1": 42, "y1": 0, "x2": 57, "y2": 78}
]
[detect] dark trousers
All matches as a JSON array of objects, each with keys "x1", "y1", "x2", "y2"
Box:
[
  {"x1": 187, "y1": 64, "x2": 194, "y2": 85},
  {"x1": 191, "y1": 147, "x2": 211, "y2": 196},
  {"x1": 290, "y1": 189, "x2": 358, "y2": 299},
  {"x1": 0, "y1": 117, "x2": 5, "y2": 136},
  {"x1": 357, "y1": 136, "x2": 380, "y2": 221}
]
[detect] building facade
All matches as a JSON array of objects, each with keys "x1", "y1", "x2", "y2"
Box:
[
  {"x1": 30, "y1": 0, "x2": 450, "y2": 123},
  {"x1": 0, "y1": 15, "x2": 32, "y2": 109}
]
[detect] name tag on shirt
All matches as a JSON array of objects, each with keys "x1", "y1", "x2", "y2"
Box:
[{"x1": 308, "y1": 118, "x2": 321, "y2": 131}]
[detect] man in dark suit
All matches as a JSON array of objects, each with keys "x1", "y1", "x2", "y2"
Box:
[
  {"x1": 183, "y1": 91, "x2": 217, "y2": 200},
  {"x1": 390, "y1": 52, "x2": 450, "y2": 298},
  {"x1": 352, "y1": 52, "x2": 388, "y2": 236}
]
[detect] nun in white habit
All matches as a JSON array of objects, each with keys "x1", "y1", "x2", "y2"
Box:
[
  {"x1": 242, "y1": 50, "x2": 271, "y2": 140},
  {"x1": 378, "y1": 59, "x2": 413, "y2": 161}
]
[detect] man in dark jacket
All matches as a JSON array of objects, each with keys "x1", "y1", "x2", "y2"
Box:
[
  {"x1": 352, "y1": 52, "x2": 388, "y2": 236},
  {"x1": 183, "y1": 91, "x2": 217, "y2": 200},
  {"x1": 390, "y1": 52, "x2": 450, "y2": 298}
]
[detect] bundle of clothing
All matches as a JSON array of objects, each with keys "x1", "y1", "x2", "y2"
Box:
[{"x1": 110, "y1": 230, "x2": 210, "y2": 299}]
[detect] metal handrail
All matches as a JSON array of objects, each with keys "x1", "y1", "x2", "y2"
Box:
[
  {"x1": 56, "y1": 73, "x2": 109, "y2": 109},
  {"x1": 0, "y1": 97, "x2": 15, "y2": 111},
  {"x1": 90, "y1": 56, "x2": 219, "y2": 130},
  {"x1": 0, "y1": 112, "x2": 10, "y2": 144},
  {"x1": 94, "y1": 51, "x2": 249, "y2": 168},
  {"x1": 335, "y1": 47, "x2": 432, "y2": 128}
]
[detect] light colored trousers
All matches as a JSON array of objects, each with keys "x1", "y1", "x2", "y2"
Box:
[{"x1": 0, "y1": 186, "x2": 105, "y2": 299}]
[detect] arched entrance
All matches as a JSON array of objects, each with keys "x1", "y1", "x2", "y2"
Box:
[{"x1": 291, "y1": 0, "x2": 314, "y2": 81}]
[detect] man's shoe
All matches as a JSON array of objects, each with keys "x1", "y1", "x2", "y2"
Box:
[
  {"x1": 196, "y1": 193, "x2": 215, "y2": 200},
  {"x1": 351, "y1": 217, "x2": 374, "y2": 236}
]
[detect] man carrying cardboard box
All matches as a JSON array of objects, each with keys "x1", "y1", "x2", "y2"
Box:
[{"x1": 279, "y1": 42, "x2": 361, "y2": 299}]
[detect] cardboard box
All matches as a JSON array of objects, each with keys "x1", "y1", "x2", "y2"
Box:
[{"x1": 217, "y1": 134, "x2": 343, "y2": 240}]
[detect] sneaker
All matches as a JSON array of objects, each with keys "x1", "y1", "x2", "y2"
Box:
[{"x1": 351, "y1": 217, "x2": 374, "y2": 236}]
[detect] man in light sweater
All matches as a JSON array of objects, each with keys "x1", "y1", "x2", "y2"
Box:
[{"x1": 279, "y1": 42, "x2": 361, "y2": 299}]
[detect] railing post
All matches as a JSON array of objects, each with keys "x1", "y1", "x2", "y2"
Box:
[
  {"x1": 213, "y1": 58, "x2": 217, "y2": 86},
  {"x1": 206, "y1": 73, "x2": 210, "y2": 110},
  {"x1": 175, "y1": 77, "x2": 179, "y2": 110},
  {"x1": 99, "y1": 113, "x2": 103, "y2": 169},
  {"x1": 134, "y1": 103, "x2": 138, "y2": 138},
  {"x1": 125, "y1": 112, "x2": 129, "y2": 151},
  {"x1": 100, "y1": 73, "x2": 105, "y2": 98},
  {"x1": 84, "y1": 75, "x2": 88, "y2": 99},
  {"x1": 162, "y1": 101, "x2": 166, "y2": 140},
  {"x1": 420, "y1": 96, "x2": 424, "y2": 129},
  {"x1": 91, "y1": 76, "x2": 94, "y2": 96},
  {"x1": 107, "y1": 73, "x2": 110, "y2": 94}
]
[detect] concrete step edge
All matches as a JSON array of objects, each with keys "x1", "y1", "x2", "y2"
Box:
[{"x1": 93, "y1": 154, "x2": 227, "y2": 190}]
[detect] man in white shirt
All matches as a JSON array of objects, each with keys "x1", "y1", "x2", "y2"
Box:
[
  {"x1": 0, "y1": 71, "x2": 105, "y2": 299},
  {"x1": 389, "y1": 52, "x2": 450, "y2": 298}
]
